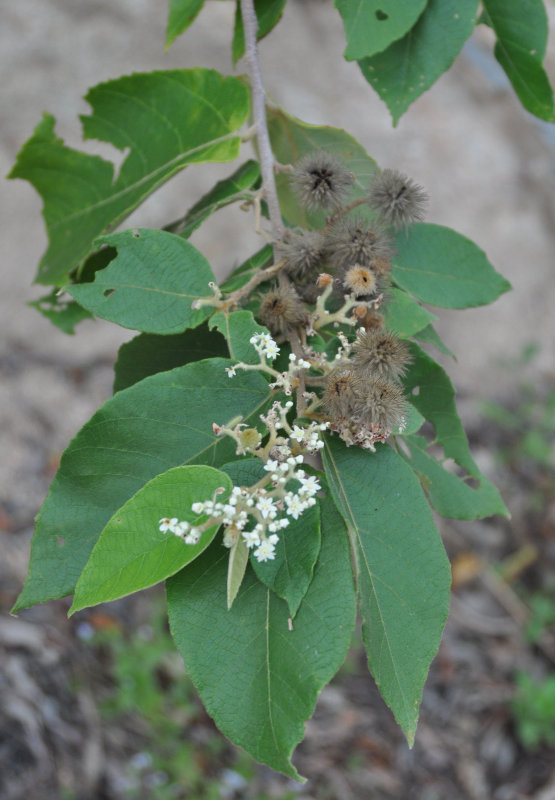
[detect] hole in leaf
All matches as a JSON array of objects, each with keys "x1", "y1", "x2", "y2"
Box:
[
  {"x1": 103, "y1": 288, "x2": 115, "y2": 298},
  {"x1": 411, "y1": 386, "x2": 420, "y2": 396},
  {"x1": 132, "y1": 229, "x2": 141, "y2": 238},
  {"x1": 56, "y1": 536, "x2": 65, "y2": 547},
  {"x1": 375, "y1": 9, "x2": 389, "y2": 20}
]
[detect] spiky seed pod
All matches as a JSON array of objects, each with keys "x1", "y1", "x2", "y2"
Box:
[
  {"x1": 368, "y1": 169, "x2": 428, "y2": 230},
  {"x1": 326, "y1": 217, "x2": 392, "y2": 270},
  {"x1": 323, "y1": 367, "x2": 359, "y2": 420},
  {"x1": 352, "y1": 377, "x2": 407, "y2": 431},
  {"x1": 259, "y1": 285, "x2": 308, "y2": 336},
  {"x1": 278, "y1": 230, "x2": 326, "y2": 279},
  {"x1": 343, "y1": 265, "x2": 378, "y2": 297},
  {"x1": 352, "y1": 327, "x2": 412, "y2": 382},
  {"x1": 290, "y1": 151, "x2": 354, "y2": 212},
  {"x1": 357, "y1": 308, "x2": 384, "y2": 331}
]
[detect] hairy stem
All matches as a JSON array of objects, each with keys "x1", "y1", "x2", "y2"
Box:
[
  {"x1": 240, "y1": 0, "x2": 284, "y2": 243},
  {"x1": 239, "y1": 0, "x2": 309, "y2": 420}
]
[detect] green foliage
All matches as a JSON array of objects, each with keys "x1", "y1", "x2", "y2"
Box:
[
  {"x1": 393, "y1": 223, "x2": 511, "y2": 309},
  {"x1": 113, "y1": 325, "x2": 228, "y2": 393},
  {"x1": 167, "y1": 492, "x2": 355, "y2": 779},
  {"x1": 29, "y1": 290, "x2": 93, "y2": 334},
  {"x1": 358, "y1": 0, "x2": 479, "y2": 124},
  {"x1": 168, "y1": 159, "x2": 261, "y2": 238},
  {"x1": 336, "y1": 0, "x2": 427, "y2": 61},
  {"x1": 70, "y1": 466, "x2": 232, "y2": 613},
  {"x1": 88, "y1": 602, "x2": 285, "y2": 799},
  {"x1": 209, "y1": 310, "x2": 270, "y2": 362},
  {"x1": 166, "y1": 0, "x2": 205, "y2": 48},
  {"x1": 323, "y1": 437, "x2": 451, "y2": 743},
  {"x1": 12, "y1": 0, "x2": 543, "y2": 778},
  {"x1": 511, "y1": 672, "x2": 555, "y2": 750},
  {"x1": 482, "y1": 0, "x2": 555, "y2": 122},
  {"x1": 402, "y1": 344, "x2": 509, "y2": 518},
  {"x1": 70, "y1": 229, "x2": 216, "y2": 333},
  {"x1": 383, "y1": 287, "x2": 437, "y2": 338},
  {"x1": 267, "y1": 106, "x2": 379, "y2": 228},
  {"x1": 14, "y1": 360, "x2": 271, "y2": 611},
  {"x1": 9, "y1": 70, "x2": 249, "y2": 284}
]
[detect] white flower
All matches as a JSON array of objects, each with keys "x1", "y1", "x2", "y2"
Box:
[
  {"x1": 290, "y1": 426, "x2": 306, "y2": 443},
  {"x1": 284, "y1": 493, "x2": 306, "y2": 520},
  {"x1": 175, "y1": 520, "x2": 191, "y2": 537},
  {"x1": 191, "y1": 502, "x2": 205, "y2": 514},
  {"x1": 242, "y1": 528, "x2": 261, "y2": 548},
  {"x1": 256, "y1": 496, "x2": 277, "y2": 519},
  {"x1": 254, "y1": 540, "x2": 276, "y2": 562},
  {"x1": 263, "y1": 339, "x2": 280, "y2": 360},
  {"x1": 184, "y1": 527, "x2": 201, "y2": 545},
  {"x1": 264, "y1": 459, "x2": 279, "y2": 473},
  {"x1": 299, "y1": 475, "x2": 321, "y2": 497},
  {"x1": 159, "y1": 517, "x2": 178, "y2": 533},
  {"x1": 225, "y1": 366, "x2": 236, "y2": 378}
]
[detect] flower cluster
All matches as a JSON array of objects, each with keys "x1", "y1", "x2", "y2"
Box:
[{"x1": 158, "y1": 455, "x2": 322, "y2": 563}]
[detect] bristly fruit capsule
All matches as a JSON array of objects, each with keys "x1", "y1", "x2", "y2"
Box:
[
  {"x1": 352, "y1": 376, "x2": 407, "y2": 431},
  {"x1": 367, "y1": 168, "x2": 428, "y2": 230},
  {"x1": 290, "y1": 150, "x2": 354, "y2": 212},
  {"x1": 278, "y1": 230, "x2": 326, "y2": 278},
  {"x1": 326, "y1": 217, "x2": 392, "y2": 270},
  {"x1": 322, "y1": 367, "x2": 359, "y2": 419},
  {"x1": 352, "y1": 327, "x2": 412, "y2": 383},
  {"x1": 259, "y1": 285, "x2": 308, "y2": 336}
]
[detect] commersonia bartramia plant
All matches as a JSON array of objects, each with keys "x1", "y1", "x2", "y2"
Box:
[{"x1": 10, "y1": 0, "x2": 554, "y2": 779}]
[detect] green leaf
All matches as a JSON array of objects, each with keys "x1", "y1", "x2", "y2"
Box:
[
  {"x1": 220, "y1": 245, "x2": 273, "y2": 292},
  {"x1": 482, "y1": 0, "x2": 554, "y2": 121},
  {"x1": 404, "y1": 343, "x2": 509, "y2": 517},
  {"x1": 221, "y1": 459, "x2": 322, "y2": 617},
  {"x1": 209, "y1": 310, "x2": 269, "y2": 363},
  {"x1": 167, "y1": 490, "x2": 356, "y2": 778},
  {"x1": 29, "y1": 290, "x2": 93, "y2": 335},
  {"x1": 166, "y1": 0, "x2": 205, "y2": 48},
  {"x1": 8, "y1": 70, "x2": 250, "y2": 285},
  {"x1": 358, "y1": 0, "x2": 478, "y2": 124},
  {"x1": 69, "y1": 229, "x2": 215, "y2": 334},
  {"x1": 13, "y1": 358, "x2": 271, "y2": 611},
  {"x1": 227, "y1": 537, "x2": 249, "y2": 609},
  {"x1": 413, "y1": 324, "x2": 456, "y2": 359},
  {"x1": 232, "y1": 0, "x2": 287, "y2": 64},
  {"x1": 401, "y1": 403, "x2": 425, "y2": 435},
  {"x1": 336, "y1": 0, "x2": 428, "y2": 61},
  {"x1": 323, "y1": 435, "x2": 451, "y2": 744},
  {"x1": 383, "y1": 287, "x2": 437, "y2": 337},
  {"x1": 392, "y1": 223, "x2": 511, "y2": 309},
  {"x1": 71, "y1": 466, "x2": 232, "y2": 613},
  {"x1": 401, "y1": 435, "x2": 506, "y2": 519},
  {"x1": 113, "y1": 324, "x2": 227, "y2": 393},
  {"x1": 165, "y1": 160, "x2": 260, "y2": 238},
  {"x1": 253, "y1": 501, "x2": 321, "y2": 617},
  {"x1": 267, "y1": 106, "x2": 379, "y2": 229}
]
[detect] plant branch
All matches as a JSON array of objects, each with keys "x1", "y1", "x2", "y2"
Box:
[
  {"x1": 240, "y1": 0, "x2": 284, "y2": 243},
  {"x1": 240, "y1": 0, "x2": 310, "y2": 419}
]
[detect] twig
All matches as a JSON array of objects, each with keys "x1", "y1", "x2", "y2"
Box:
[
  {"x1": 239, "y1": 0, "x2": 309, "y2": 419},
  {"x1": 240, "y1": 0, "x2": 284, "y2": 243}
]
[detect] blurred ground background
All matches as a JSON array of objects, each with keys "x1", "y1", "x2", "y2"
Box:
[{"x1": 1, "y1": 1, "x2": 555, "y2": 798}]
